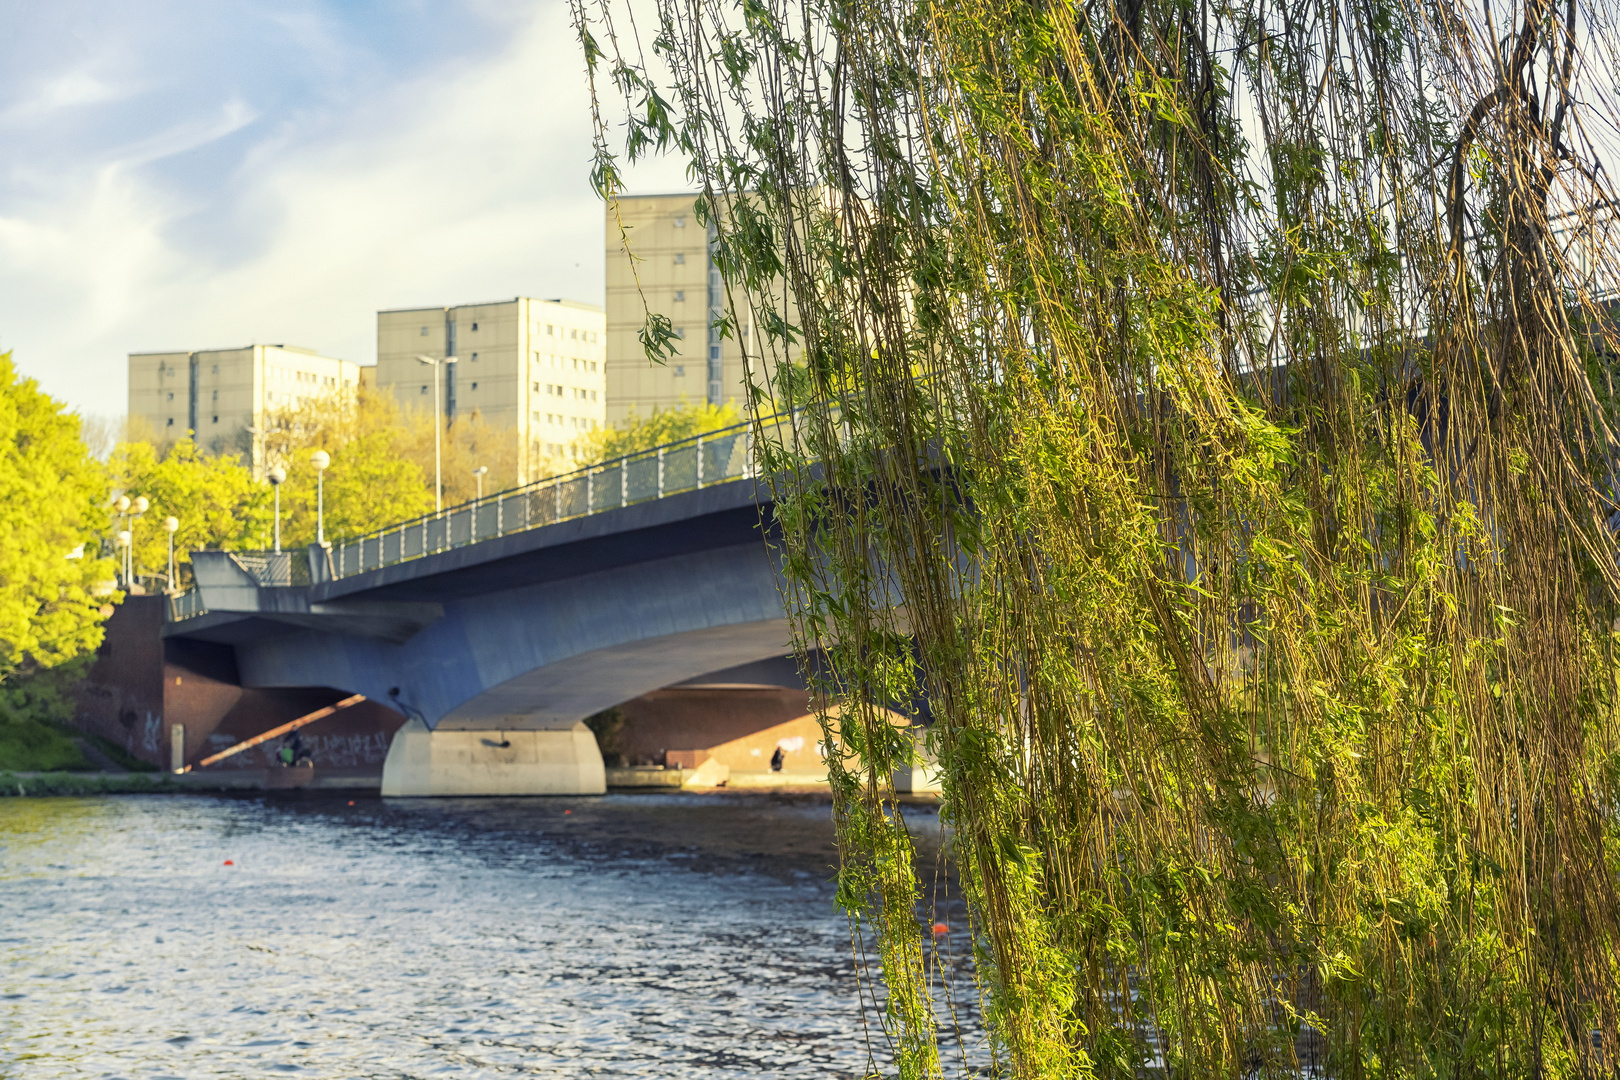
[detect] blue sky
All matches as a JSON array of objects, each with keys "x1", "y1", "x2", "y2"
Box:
[{"x1": 0, "y1": 0, "x2": 683, "y2": 419}]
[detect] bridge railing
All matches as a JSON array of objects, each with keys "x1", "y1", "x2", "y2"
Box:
[
  {"x1": 166, "y1": 587, "x2": 210, "y2": 621},
  {"x1": 162, "y1": 409, "x2": 818, "y2": 621},
  {"x1": 327, "y1": 415, "x2": 769, "y2": 581}
]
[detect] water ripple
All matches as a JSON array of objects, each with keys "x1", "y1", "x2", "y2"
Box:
[{"x1": 0, "y1": 793, "x2": 980, "y2": 1079}]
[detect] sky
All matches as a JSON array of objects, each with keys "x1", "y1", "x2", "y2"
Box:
[{"x1": 0, "y1": 0, "x2": 684, "y2": 420}]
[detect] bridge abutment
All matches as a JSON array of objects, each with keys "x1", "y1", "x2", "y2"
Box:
[{"x1": 380, "y1": 720, "x2": 607, "y2": 797}]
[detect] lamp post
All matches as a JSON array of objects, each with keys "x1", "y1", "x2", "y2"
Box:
[
  {"x1": 130, "y1": 495, "x2": 149, "y2": 588},
  {"x1": 415, "y1": 354, "x2": 458, "y2": 514},
  {"x1": 116, "y1": 530, "x2": 131, "y2": 591},
  {"x1": 267, "y1": 467, "x2": 286, "y2": 552},
  {"x1": 114, "y1": 495, "x2": 131, "y2": 586},
  {"x1": 311, "y1": 450, "x2": 331, "y2": 544},
  {"x1": 163, "y1": 516, "x2": 179, "y2": 591},
  {"x1": 473, "y1": 465, "x2": 488, "y2": 501}
]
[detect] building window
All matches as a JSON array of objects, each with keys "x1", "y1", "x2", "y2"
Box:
[
  {"x1": 167, "y1": 392, "x2": 174, "y2": 401},
  {"x1": 674, "y1": 217, "x2": 686, "y2": 228},
  {"x1": 471, "y1": 322, "x2": 478, "y2": 331},
  {"x1": 212, "y1": 364, "x2": 219, "y2": 373},
  {"x1": 212, "y1": 415, "x2": 219, "y2": 424},
  {"x1": 420, "y1": 385, "x2": 428, "y2": 394},
  {"x1": 166, "y1": 418, "x2": 174, "y2": 426},
  {"x1": 470, "y1": 382, "x2": 478, "y2": 391},
  {"x1": 675, "y1": 365, "x2": 685, "y2": 377},
  {"x1": 674, "y1": 253, "x2": 685, "y2": 264},
  {"x1": 471, "y1": 352, "x2": 478, "y2": 361},
  {"x1": 590, "y1": 361, "x2": 598, "y2": 372},
  {"x1": 547, "y1": 324, "x2": 554, "y2": 335},
  {"x1": 674, "y1": 327, "x2": 686, "y2": 338},
  {"x1": 674, "y1": 290, "x2": 685, "y2": 302},
  {"x1": 590, "y1": 390, "x2": 597, "y2": 401},
  {"x1": 421, "y1": 326, "x2": 430, "y2": 336}
]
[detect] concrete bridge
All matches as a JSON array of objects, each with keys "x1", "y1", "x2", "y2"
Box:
[{"x1": 164, "y1": 425, "x2": 807, "y2": 796}]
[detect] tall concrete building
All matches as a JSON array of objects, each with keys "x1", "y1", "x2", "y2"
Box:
[
  {"x1": 374, "y1": 297, "x2": 606, "y2": 484},
  {"x1": 605, "y1": 193, "x2": 770, "y2": 426},
  {"x1": 127, "y1": 345, "x2": 360, "y2": 471}
]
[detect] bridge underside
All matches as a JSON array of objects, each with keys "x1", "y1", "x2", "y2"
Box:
[{"x1": 434, "y1": 619, "x2": 795, "y2": 730}]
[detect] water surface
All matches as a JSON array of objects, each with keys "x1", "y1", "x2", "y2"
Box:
[{"x1": 0, "y1": 792, "x2": 975, "y2": 1078}]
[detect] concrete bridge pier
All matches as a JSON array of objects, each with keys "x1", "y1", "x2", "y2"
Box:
[{"x1": 380, "y1": 720, "x2": 606, "y2": 796}]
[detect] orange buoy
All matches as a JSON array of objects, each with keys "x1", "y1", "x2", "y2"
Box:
[
  {"x1": 564, "y1": 809, "x2": 572, "y2": 815},
  {"x1": 223, "y1": 860, "x2": 235, "y2": 866},
  {"x1": 931, "y1": 922, "x2": 948, "y2": 935},
  {"x1": 347, "y1": 801, "x2": 355, "y2": 806}
]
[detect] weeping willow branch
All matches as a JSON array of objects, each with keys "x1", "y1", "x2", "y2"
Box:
[{"x1": 579, "y1": 0, "x2": 1620, "y2": 1073}]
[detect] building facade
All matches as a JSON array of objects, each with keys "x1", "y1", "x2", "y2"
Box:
[
  {"x1": 374, "y1": 297, "x2": 605, "y2": 483},
  {"x1": 127, "y1": 345, "x2": 360, "y2": 471},
  {"x1": 605, "y1": 193, "x2": 773, "y2": 426}
]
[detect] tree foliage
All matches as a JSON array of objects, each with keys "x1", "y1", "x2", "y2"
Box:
[
  {"x1": 583, "y1": 0, "x2": 1620, "y2": 1073},
  {"x1": 108, "y1": 438, "x2": 270, "y2": 582},
  {"x1": 573, "y1": 400, "x2": 741, "y2": 464},
  {"x1": 0, "y1": 353, "x2": 116, "y2": 676},
  {"x1": 259, "y1": 388, "x2": 436, "y2": 547}
]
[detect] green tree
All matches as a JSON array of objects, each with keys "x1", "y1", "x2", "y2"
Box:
[
  {"x1": 108, "y1": 439, "x2": 271, "y2": 583},
  {"x1": 0, "y1": 353, "x2": 116, "y2": 676},
  {"x1": 260, "y1": 387, "x2": 435, "y2": 546},
  {"x1": 574, "y1": 400, "x2": 741, "y2": 464}
]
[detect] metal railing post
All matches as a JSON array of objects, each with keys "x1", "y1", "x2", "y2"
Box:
[
  {"x1": 554, "y1": 479, "x2": 561, "y2": 521},
  {"x1": 587, "y1": 469, "x2": 594, "y2": 513},
  {"x1": 657, "y1": 447, "x2": 665, "y2": 497},
  {"x1": 496, "y1": 494, "x2": 503, "y2": 537},
  {"x1": 620, "y1": 460, "x2": 628, "y2": 507},
  {"x1": 696, "y1": 434, "x2": 704, "y2": 489}
]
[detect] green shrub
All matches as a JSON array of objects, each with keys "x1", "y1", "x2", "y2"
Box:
[{"x1": 0, "y1": 657, "x2": 91, "y2": 771}]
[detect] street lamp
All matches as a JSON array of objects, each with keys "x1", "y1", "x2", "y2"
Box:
[
  {"x1": 115, "y1": 530, "x2": 132, "y2": 592},
  {"x1": 130, "y1": 496, "x2": 149, "y2": 588},
  {"x1": 163, "y1": 516, "x2": 179, "y2": 591},
  {"x1": 311, "y1": 450, "x2": 331, "y2": 544},
  {"x1": 114, "y1": 495, "x2": 131, "y2": 586},
  {"x1": 267, "y1": 466, "x2": 286, "y2": 552},
  {"x1": 415, "y1": 354, "x2": 458, "y2": 514},
  {"x1": 473, "y1": 465, "x2": 488, "y2": 501}
]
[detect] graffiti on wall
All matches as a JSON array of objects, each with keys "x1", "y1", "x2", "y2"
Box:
[{"x1": 204, "y1": 731, "x2": 393, "y2": 770}]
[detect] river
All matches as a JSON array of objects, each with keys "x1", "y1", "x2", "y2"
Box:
[{"x1": 0, "y1": 792, "x2": 980, "y2": 1078}]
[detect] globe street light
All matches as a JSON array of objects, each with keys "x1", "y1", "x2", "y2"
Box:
[
  {"x1": 267, "y1": 466, "x2": 287, "y2": 552},
  {"x1": 415, "y1": 354, "x2": 458, "y2": 514},
  {"x1": 473, "y1": 465, "x2": 488, "y2": 501},
  {"x1": 163, "y1": 516, "x2": 180, "y2": 591},
  {"x1": 311, "y1": 450, "x2": 331, "y2": 545}
]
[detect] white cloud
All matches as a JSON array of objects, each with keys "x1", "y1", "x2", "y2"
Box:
[
  {"x1": 0, "y1": 0, "x2": 686, "y2": 418},
  {"x1": 0, "y1": 68, "x2": 131, "y2": 127}
]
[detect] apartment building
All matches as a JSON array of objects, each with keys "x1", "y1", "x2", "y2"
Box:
[
  {"x1": 605, "y1": 193, "x2": 769, "y2": 426},
  {"x1": 374, "y1": 297, "x2": 605, "y2": 483},
  {"x1": 127, "y1": 345, "x2": 360, "y2": 471}
]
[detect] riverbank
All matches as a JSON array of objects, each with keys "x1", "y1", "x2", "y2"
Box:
[
  {"x1": 0, "y1": 770, "x2": 379, "y2": 796},
  {"x1": 0, "y1": 769, "x2": 937, "y2": 803}
]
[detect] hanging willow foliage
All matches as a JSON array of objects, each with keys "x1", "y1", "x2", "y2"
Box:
[{"x1": 579, "y1": 0, "x2": 1620, "y2": 1071}]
